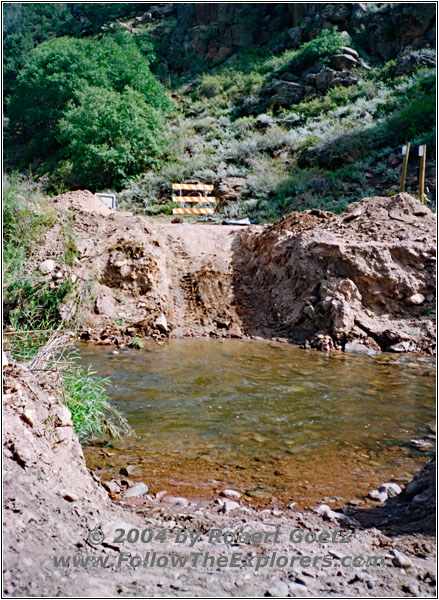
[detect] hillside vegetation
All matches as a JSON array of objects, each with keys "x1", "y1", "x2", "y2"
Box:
[{"x1": 4, "y1": 3, "x2": 436, "y2": 221}]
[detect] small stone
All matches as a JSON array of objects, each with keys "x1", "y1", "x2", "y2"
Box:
[
  {"x1": 124, "y1": 482, "x2": 149, "y2": 498},
  {"x1": 163, "y1": 496, "x2": 189, "y2": 507},
  {"x1": 345, "y1": 341, "x2": 379, "y2": 355},
  {"x1": 39, "y1": 259, "x2": 57, "y2": 274},
  {"x1": 368, "y1": 489, "x2": 388, "y2": 503},
  {"x1": 219, "y1": 500, "x2": 240, "y2": 514},
  {"x1": 379, "y1": 482, "x2": 401, "y2": 497},
  {"x1": 155, "y1": 314, "x2": 168, "y2": 332},
  {"x1": 3, "y1": 351, "x2": 9, "y2": 369},
  {"x1": 405, "y1": 293, "x2": 425, "y2": 305},
  {"x1": 21, "y1": 410, "x2": 36, "y2": 428},
  {"x1": 119, "y1": 465, "x2": 137, "y2": 476},
  {"x1": 331, "y1": 53, "x2": 358, "y2": 71},
  {"x1": 221, "y1": 489, "x2": 241, "y2": 500},
  {"x1": 61, "y1": 491, "x2": 78, "y2": 502},
  {"x1": 155, "y1": 490, "x2": 168, "y2": 501},
  {"x1": 389, "y1": 341, "x2": 411, "y2": 353},
  {"x1": 304, "y1": 305, "x2": 315, "y2": 318},
  {"x1": 391, "y1": 548, "x2": 412, "y2": 569},
  {"x1": 103, "y1": 480, "x2": 121, "y2": 494},
  {"x1": 265, "y1": 581, "x2": 289, "y2": 597}
]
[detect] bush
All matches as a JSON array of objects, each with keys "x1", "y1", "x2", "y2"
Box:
[
  {"x1": 58, "y1": 86, "x2": 166, "y2": 189},
  {"x1": 8, "y1": 33, "x2": 169, "y2": 188}
]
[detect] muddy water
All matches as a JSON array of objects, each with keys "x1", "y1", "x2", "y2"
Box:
[{"x1": 80, "y1": 339, "x2": 435, "y2": 508}]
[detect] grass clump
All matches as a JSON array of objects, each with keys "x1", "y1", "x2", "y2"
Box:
[{"x1": 62, "y1": 363, "x2": 131, "y2": 442}]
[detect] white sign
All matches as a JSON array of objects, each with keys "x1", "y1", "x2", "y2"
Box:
[
  {"x1": 418, "y1": 146, "x2": 425, "y2": 157},
  {"x1": 401, "y1": 145, "x2": 407, "y2": 156},
  {"x1": 96, "y1": 193, "x2": 116, "y2": 209}
]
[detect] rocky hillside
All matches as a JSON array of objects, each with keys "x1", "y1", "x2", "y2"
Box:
[{"x1": 3, "y1": 3, "x2": 436, "y2": 221}]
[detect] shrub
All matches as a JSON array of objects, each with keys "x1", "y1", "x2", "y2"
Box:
[{"x1": 58, "y1": 86, "x2": 166, "y2": 189}]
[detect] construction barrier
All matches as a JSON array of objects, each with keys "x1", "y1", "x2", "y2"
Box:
[
  {"x1": 172, "y1": 183, "x2": 216, "y2": 215},
  {"x1": 173, "y1": 207, "x2": 215, "y2": 215}
]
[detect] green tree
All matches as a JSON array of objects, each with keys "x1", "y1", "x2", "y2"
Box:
[
  {"x1": 57, "y1": 86, "x2": 165, "y2": 189},
  {"x1": 8, "y1": 33, "x2": 169, "y2": 188}
]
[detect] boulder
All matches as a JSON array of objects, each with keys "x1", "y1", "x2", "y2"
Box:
[
  {"x1": 331, "y1": 53, "x2": 358, "y2": 71},
  {"x1": 39, "y1": 259, "x2": 57, "y2": 275},
  {"x1": 263, "y1": 80, "x2": 304, "y2": 108},
  {"x1": 124, "y1": 482, "x2": 149, "y2": 498},
  {"x1": 154, "y1": 314, "x2": 168, "y2": 333},
  {"x1": 287, "y1": 26, "x2": 302, "y2": 48}
]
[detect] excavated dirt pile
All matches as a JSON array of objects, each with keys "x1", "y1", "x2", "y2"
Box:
[
  {"x1": 27, "y1": 190, "x2": 436, "y2": 353},
  {"x1": 235, "y1": 193, "x2": 436, "y2": 353}
]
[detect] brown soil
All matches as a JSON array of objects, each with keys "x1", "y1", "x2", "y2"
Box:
[
  {"x1": 26, "y1": 190, "x2": 436, "y2": 355},
  {"x1": 3, "y1": 363, "x2": 436, "y2": 597}
]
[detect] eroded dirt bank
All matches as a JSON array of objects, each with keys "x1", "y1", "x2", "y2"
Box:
[
  {"x1": 3, "y1": 363, "x2": 436, "y2": 597},
  {"x1": 23, "y1": 190, "x2": 436, "y2": 353}
]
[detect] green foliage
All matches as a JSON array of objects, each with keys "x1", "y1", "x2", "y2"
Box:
[
  {"x1": 3, "y1": 173, "x2": 56, "y2": 283},
  {"x1": 57, "y1": 86, "x2": 166, "y2": 189},
  {"x1": 3, "y1": 174, "x2": 75, "y2": 335},
  {"x1": 288, "y1": 28, "x2": 345, "y2": 71},
  {"x1": 62, "y1": 363, "x2": 131, "y2": 442},
  {"x1": 8, "y1": 33, "x2": 169, "y2": 189}
]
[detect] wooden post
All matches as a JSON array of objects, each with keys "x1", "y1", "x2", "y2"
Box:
[
  {"x1": 400, "y1": 143, "x2": 410, "y2": 193},
  {"x1": 418, "y1": 145, "x2": 427, "y2": 204}
]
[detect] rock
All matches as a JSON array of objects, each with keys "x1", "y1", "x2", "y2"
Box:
[
  {"x1": 342, "y1": 203, "x2": 363, "y2": 221},
  {"x1": 39, "y1": 259, "x2": 57, "y2": 275},
  {"x1": 379, "y1": 482, "x2": 401, "y2": 497},
  {"x1": 287, "y1": 26, "x2": 302, "y2": 47},
  {"x1": 368, "y1": 489, "x2": 388, "y2": 503},
  {"x1": 315, "y1": 68, "x2": 336, "y2": 92},
  {"x1": 123, "y1": 482, "x2": 149, "y2": 498},
  {"x1": 171, "y1": 217, "x2": 183, "y2": 224},
  {"x1": 344, "y1": 341, "x2": 379, "y2": 355},
  {"x1": 219, "y1": 500, "x2": 240, "y2": 514},
  {"x1": 60, "y1": 490, "x2": 78, "y2": 502},
  {"x1": 21, "y1": 410, "x2": 36, "y2": 428},
  {"x1": 103, "y1": 480, "x2": 121, "y2": 494},
  {"x1": 412, "y1": 490, "x2": 431, "y2": 504},
  {"x1": 2, "y1": 351, "x2": 8, "y2": 369},
  {"x1": 263, "y1": 80, "x2": 303, "y2": 108},
  {"x1": 163, "y1": 496, "x2": 189, "y2": 507},
  {"x1": 265, "y1": 581, "x2": 289, "y2": 597},
  {"x1": 304, "y1": 305, "x2": 316, "y2": 318},
  {"x1": 155, "y1": 490, "x2": 168, "y2": 501},
  {"x1": 391, "y1": 548, "x2": 413, "y2": 569},
  {"x1": 341, "y1": 46, "x2": 359, "y2": 60},
  {"x1": 316, "y1": 504, "x2": 359, "y2": 525},
  {"x1": 95, "y1": 294, "x2": 117, "y2": 318},
  {"x1": 119, "y1": 465, "x2": 137, "y2": 476},
  {"x1": 405, "y1": 293, "x2": 425, "y2": 305},
  {"x1": 154, "y1": 314, "x2": 168, "y2": 333},
  {"x1": 331, "y1": 53, "x2": 358, "y2": 71},
  {"x1": 221, "y1": 489, "x2": 241, "y2": 500},
  {"x1": 389, "y1": 341, "x2": 412, "y2": 352}
]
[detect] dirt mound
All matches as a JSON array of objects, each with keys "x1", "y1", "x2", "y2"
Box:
[
  {"x1": 236, "y1": 193, "x2": 436, "y2": 352},
  {"x1": 26, "y1": 190, "x2": 435, "y2": 353},
  {"x1": 52, "y1": 190, "x2": 114, "y2": 216}
]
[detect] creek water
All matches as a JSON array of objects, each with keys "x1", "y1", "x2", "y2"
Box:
[{"x1": 80, "y1": 339, "x2": 435, "y2": 508}]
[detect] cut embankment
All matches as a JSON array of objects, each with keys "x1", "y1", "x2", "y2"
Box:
[{"x1": 18, "y1": 190, "x2": 436, "y2": 354}]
